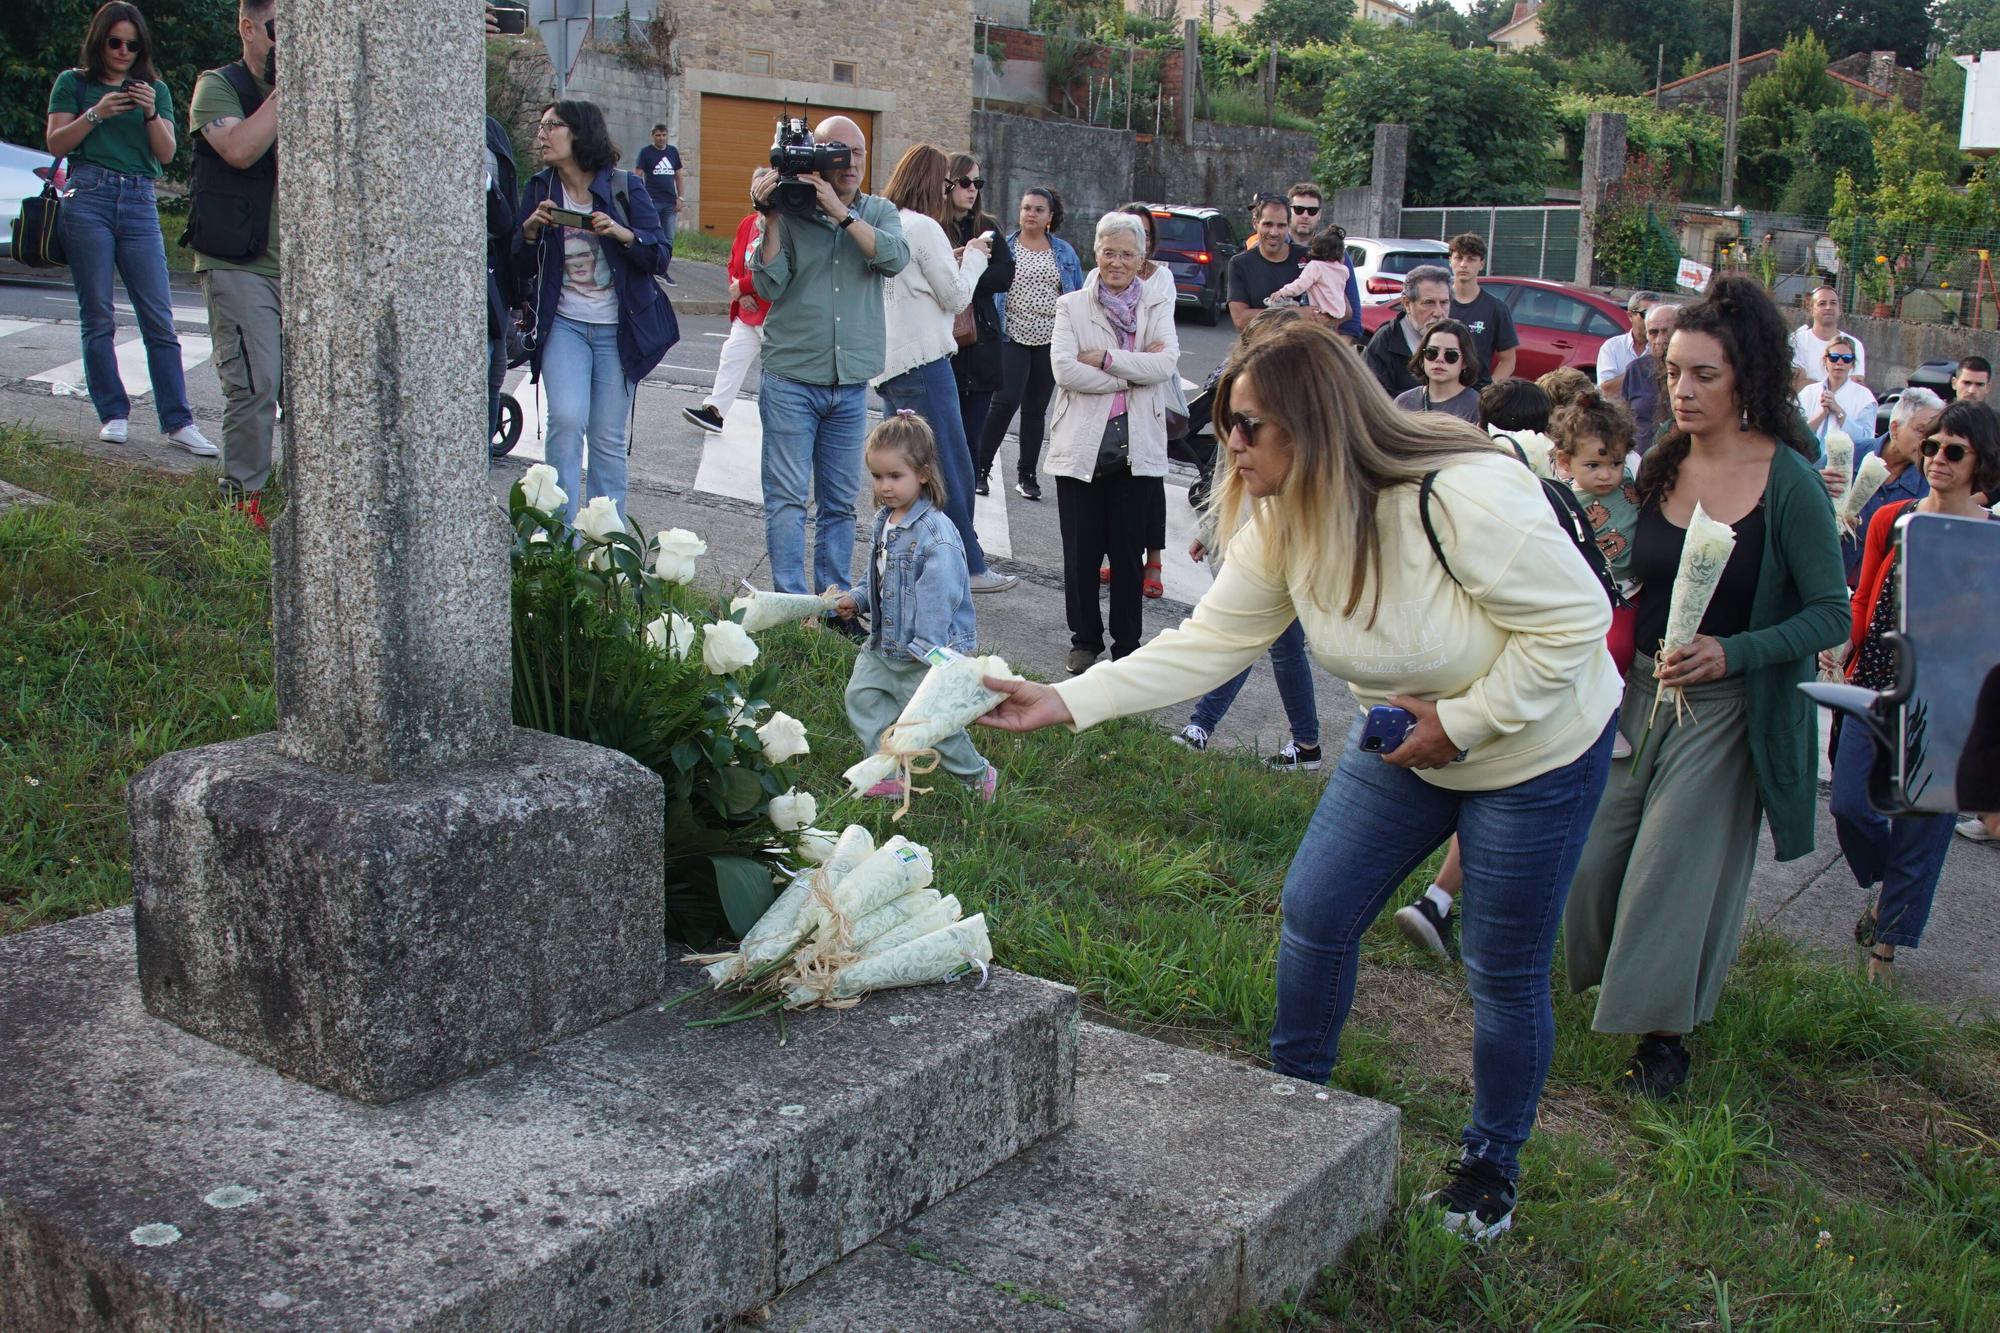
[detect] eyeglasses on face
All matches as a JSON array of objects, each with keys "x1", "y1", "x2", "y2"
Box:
[
  {"x1": 949, "y1": 176, "x2": 985, "y2": 191},
  {"x1": 1423, "y1": 346, "x2": 1462, "y2": 364},
  {"x1": 105, "y1": 35, "x2": 141, "y2": 53},
  {"x1": 1921, "y1": 439, "x2": 1970, "y2": 463},
  {"x1": 1825, "y1": 352, "x2": 1856, "y2": 364},
  {"x1": 1224, "y1": 410, "x2": 1264, "y2": 441},
  {"x1": 1290, "y1": 204, "x2": 1319, "y2": 215},
  {"x1": 537, "y1": 119, "x2": 567, "y2": 133}
]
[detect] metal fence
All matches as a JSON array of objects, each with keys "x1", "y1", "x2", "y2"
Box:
[{"x1": 1399, "y1": 206, "x2": 1581, "y2": 283}]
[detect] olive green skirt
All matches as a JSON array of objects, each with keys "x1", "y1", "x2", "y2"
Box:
[{"x1": 1564, "y1": 655, "x2": 1763, "y2": 1035}]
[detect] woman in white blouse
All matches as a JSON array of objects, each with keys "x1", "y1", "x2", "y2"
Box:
[{"x1": 1798, "y1": 335, "x2": 1878, "y2": 452}]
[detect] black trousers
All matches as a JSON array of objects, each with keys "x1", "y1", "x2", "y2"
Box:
[
  {"x1": 1058, "y1": 467, "x2": 1149, "y2": 657},
  {"x1": 1143, "y1": 475, "x2": 1166, "y2": 552},
  {"x1": 978, "y1": 341, "x2": 1056, "y2": 484}
]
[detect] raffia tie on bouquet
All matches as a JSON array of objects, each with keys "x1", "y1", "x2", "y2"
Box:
[{"x1": 876, "y1": 717, "x2": 943, "y2": 821}]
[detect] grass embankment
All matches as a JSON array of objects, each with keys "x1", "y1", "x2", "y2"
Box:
[{"x1": 5, "y1": 427, "x2": 1999, "y2": 1330}]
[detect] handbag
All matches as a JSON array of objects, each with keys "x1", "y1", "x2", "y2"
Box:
[
  {"x1": 12, "y1": 173, "x2": 67, "y2": 268},
  {"x1": 1092, "y1": 413, "x2": 1132, "y2": 482},
  {"x1": 952, "y1": 306, "x2": 977, "y2": 348}
]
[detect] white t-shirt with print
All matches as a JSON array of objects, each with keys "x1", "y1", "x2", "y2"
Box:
[
  {"x1": 555, "y1": 183, "x2": 619, "y2": 325},
  {"x1": 1792, "y1": 325, "x2": 1866, "y2": 382}
]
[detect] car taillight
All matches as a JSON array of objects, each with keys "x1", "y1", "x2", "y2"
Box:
[
  {"x1": 1193, "y1": 252, "x2": 1210, "y2": 265},
  {"x1": 1367, "y1": 275, "x2": 1403, "y2": 294}
]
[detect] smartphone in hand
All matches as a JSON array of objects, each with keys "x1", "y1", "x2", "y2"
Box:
[
  {"x1": 1359, "y1": 705, "x2": 1418, "y2": 754},
  {"x1": 544, "y1": 206, "x2": 593, "y2": 229},
  {"x1": 492, "y1": 5, "x2": 529, "y2": 34}
]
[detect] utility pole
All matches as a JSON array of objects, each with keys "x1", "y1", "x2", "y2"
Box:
[
  {"x1": 1654, "y1": 44, "x2": 1664, "y2": 109},
  {"x1": 1721, "y1": 0, "x2": 1742, "y2": 209}
]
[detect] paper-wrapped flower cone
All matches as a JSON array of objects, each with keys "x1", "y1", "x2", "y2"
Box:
[
  {"x1": 785, "y1": 914, "x2": 992, "y2": 1008},
  {"x1": 802, "y1": 836, "x2": 934, "y2": 946},
  {"x1": 1836, "y1": 452, "x2": 1890, "y2": 537},
  {"x1": 1824, "y1": 429, "x2": 1854, "y2": 500},
  {"x1": 860, "y1": 894, "x2": 962, "y2": 957},
  {"x1": 841, "y1": 654, "x2": 1021, "y2": 818},
  {"x1": 1645, "y1": 500, "x2": 1737, "y2": 734},
  {"x1": 732, "y1": 587, "x2": 839, "y2": 633},
  {"x1": 699, "y1": 825, "x2": 875, "y2": 984},
  {"x1": 849, "y1": 888, "x2": 944, "y2": 951}
]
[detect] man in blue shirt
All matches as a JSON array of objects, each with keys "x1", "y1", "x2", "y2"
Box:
[
  {"x1": 633, "y1": 125, "x2": 682, "y2": 286},
  {"x1": 1825, "y1": 386, "x2": 1944, "y2": 585}
]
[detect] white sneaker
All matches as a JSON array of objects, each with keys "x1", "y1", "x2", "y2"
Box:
[
  {"x1": 1958, "y1": 818, "x2": 1997, "y2": 843},
  {"x1": 968, "y1": 570, "x2": 1018, "y2": 594},
  {"x1": 167, "y1": 424, "x2": 219, "y2": 457},
  {"x1": 97, "y1": 418, "x2": 129, "y2": 444},
  {"x1": 1173, "y1": 723, "x2": 1209, "y2": 751}
]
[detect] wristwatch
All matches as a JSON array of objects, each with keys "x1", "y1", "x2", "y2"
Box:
[
  {"x1": 83, "y1": 108, "x2": 102, "y2": 126},
  {"x1": 837, "y1": 213, "x2": 857, "y2": 230}
]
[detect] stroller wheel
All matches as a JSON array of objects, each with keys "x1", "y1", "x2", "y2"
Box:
[{"x1": 490, "y1": 393, "x2": 524, "y2": 458}]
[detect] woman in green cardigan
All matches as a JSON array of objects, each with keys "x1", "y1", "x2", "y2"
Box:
[{"x1": 1564, "y1": 276, "x2": 1849, "y2": 1100}]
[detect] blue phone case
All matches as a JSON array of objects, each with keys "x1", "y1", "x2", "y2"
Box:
[{"x1": 1360, "y1": 705, "x2": 1417, "y2": 753}]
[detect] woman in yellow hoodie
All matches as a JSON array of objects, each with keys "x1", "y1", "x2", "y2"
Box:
[{"x1": 980, "y1": 319, "x2": 1622, "y2": 1243}]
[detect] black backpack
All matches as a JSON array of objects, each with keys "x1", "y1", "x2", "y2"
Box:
[{"x1": 1418, "y1": 435, "x2": 1627, "y2": 609}]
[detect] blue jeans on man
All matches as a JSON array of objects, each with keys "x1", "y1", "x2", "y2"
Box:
[
  {"x1": 541, "y1": 315, "x2": 633, "y2": 523},
  {"x1": 1830, "y1": 718, "x2": 1956, "y2": 947},
  {"x1": 1189, "y1": 619, "x2": 1318, "y2": 747},
  {"x1": 1273, "y1": 714, "x2": 1615, "y2": 1180},
  {"x1": 59, "y1": 165, "x2": 194, "y2": 433},
  {"x1": 759, "y1": 370, "x2": 867, "y2": 594}
]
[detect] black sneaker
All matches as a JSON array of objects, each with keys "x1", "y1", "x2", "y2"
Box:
[
  {"x1": 683, "y1": 404, "x2": 725, "y2": 433},
  {"x1": 1421, "y1": 1157, "x2": 1515, "y2": 1242},
  {"x1": 1394, "y1": 895, "x2": 1455, "y2": 962},
  {"x1": 1267, "y1": 742, "x2": 1322, "y2": 773},
  {"x1": 1621, "y1": 1035, "x2": 1690, "y2": 1100},
  {"x1": 661, "y1": 272, "x2": 678, "y2": 288},
  {"x1": 1016, "y1": 477, "x2": 1042, "y2": 501},
  {"x1": 975, "y1": 475, "x2": 990, "y2": 497},
  {"x1": 824, "y1": 614, "x2": 867, "y2": 643}
]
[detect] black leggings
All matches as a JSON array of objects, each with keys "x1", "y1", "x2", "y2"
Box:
[{"x1": 978, "y1": 340, "x2": 1055, "y2": 484}]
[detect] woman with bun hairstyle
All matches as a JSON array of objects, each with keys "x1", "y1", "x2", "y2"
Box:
[{"x1": 975, "y1": 186, "x2": 1084, "y2": 502}]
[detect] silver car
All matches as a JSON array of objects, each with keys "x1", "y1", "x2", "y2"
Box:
[
  {"x1": 0, "y1": 140, "x2": 59, "y2": 260},
  {"x1": 1344, "y1": 236, "x2": 1451, "y2": 305}
]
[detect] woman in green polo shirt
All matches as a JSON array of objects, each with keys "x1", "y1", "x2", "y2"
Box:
[{"x1": 44, "y1": 2, "x2": 212, "y2": 455}]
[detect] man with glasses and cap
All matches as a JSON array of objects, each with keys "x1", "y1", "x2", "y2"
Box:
[
  {"x1": 1285, "y1": 181, "x2": 1362, "y2": 341},
  {"x1": 1597, "y1": 291, "x2": 1658, "y2": 395}
]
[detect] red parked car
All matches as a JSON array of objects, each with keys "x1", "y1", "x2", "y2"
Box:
[{"x1": 1358, "y1": 276, "x2": 1634, "y2": 381}]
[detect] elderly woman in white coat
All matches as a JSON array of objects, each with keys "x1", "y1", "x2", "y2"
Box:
[{"x1": 1049, "y1": 211, "x2": 1181, "y2": 674}]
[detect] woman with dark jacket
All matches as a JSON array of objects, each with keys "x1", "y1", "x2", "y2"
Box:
[
  {"x1": 945, "y1": 152, "x2": 1013, "y2": 468},
  {"x1": 512, "y1": 99, "x2": 677, "y2": 524}
]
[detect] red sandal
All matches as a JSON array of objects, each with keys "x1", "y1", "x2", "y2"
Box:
[
  {"x1": 1100, "y1": 560, "x2": 1111, "y2": 586},
  {"x1": 1142, "y1": 559, "x2": 1163, "y2": 599}
]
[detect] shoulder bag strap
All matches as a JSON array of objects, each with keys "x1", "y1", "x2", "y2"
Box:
[{"x1": 1417, "y1": 472, "x2": 1461, "y2": 588}]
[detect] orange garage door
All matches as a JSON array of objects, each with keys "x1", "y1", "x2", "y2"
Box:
[{"x1": 697, "y1": 96, "x2": 874, "y2": 237}]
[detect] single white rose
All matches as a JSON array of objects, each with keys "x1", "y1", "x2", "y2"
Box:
[
  {"x1": 644, "y1": 612, "x2": 696, "y2": 659},
  {"x1": 768, "y1": 788, "x2": 817, "y2": 833},
  {"x1": 701, "y1": 620, "x2": 760, "y2": 675},
  {"x1": 519, "y1": 463, "x2": 566, "y2": 514},
  {"x1": 651, "y1": 528, "x2": 708, "y2": 584},
  {"x1": 757, "y1": 711, "x2": 810, "y2": 764},
  {"x1": 796, "y1": 827, "x2": 838, "y2": 864},
  {"x1": 574, "y1": 495, "x2": 624, "y2": 544},
  {"x1": 583, "y1": 545, "x2": 613, "y2": 572}
]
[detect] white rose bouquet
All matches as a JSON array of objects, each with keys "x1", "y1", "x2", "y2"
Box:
[
  {"x1": 842, "y1": 654, "x2": 1021, "y2": 819},
  {"x1": 731, "y1": 583, "x2": 842, "y2": 633},
  {"x1": 1823, "y1": 429, "x2": 1855, "y2": 508},
  {"x1": 1643, "y1": 500, "x2": 1738, "y2": 741},
  {"x1": 1836, "y1": 452, "x2": 1891, "y2": 537}
]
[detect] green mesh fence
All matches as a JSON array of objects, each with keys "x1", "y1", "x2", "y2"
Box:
[{"x1": 1399, "y1": 207, "x2": 1581, "y2": 282}]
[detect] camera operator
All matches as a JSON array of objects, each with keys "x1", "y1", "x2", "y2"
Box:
[
  {"x1": 184, "y1": 0, "x2": 279, "y2": 529},
  {"x1": 748, "y1": 115, "x2": 909, "y2": 601}
]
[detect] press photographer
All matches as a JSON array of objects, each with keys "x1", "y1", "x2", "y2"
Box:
[{"x1": 748, "y1": 115, "x2": 909, "y2": 601}]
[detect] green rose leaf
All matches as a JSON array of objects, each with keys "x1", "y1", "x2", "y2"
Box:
[
  {"x1": 711, "y1": 854, "x2": 778, "y2": 938},
  {"x1": 713, "y1": 764, "x2": 762, "y2": 816}
]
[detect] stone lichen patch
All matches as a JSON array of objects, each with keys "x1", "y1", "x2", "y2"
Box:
[{"x1": 129, "y1": 1223, "x2": 181, "y2": 1247}]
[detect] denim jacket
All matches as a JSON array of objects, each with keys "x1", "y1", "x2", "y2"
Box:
[
  {"x1": 851, "y1": 498, "x2": 974, "y2": 661},
  {"x1": 994, "y1": 232, "x2": 1083, "y2": 341}
]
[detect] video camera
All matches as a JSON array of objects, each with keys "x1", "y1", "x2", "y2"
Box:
[{"x1": 768, "y1": 115, "x2": 850, "y2": 216}]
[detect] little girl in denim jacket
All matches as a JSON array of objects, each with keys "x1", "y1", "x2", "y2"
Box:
[{"x1": 835, "y1": 412, "x2": 1000, "y2": 802}]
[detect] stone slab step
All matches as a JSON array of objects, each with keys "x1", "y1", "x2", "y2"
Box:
[
  {"x1": 732, "y1": 1022, "x2": 1400, "y2": 1332},
  {"x1": 0, "y1": 908, "x2": 1077, "y2": 1332}
]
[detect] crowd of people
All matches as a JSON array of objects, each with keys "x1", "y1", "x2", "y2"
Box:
[{"x1": 42, "y1": 0, "x2": 1998, "y2": 1253}]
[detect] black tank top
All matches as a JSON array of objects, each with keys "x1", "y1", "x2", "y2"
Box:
[{"x1": 1632, "y1": 500, "x2": 1767, "y2": 659}]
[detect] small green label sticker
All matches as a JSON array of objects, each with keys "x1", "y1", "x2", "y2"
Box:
[{"x1": 895, "y1": 846, "x2": 921, "y2": 863}]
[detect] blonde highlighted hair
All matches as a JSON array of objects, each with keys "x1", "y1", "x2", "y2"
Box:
[
  {"x1": 866, "y1": 411, "x2": 950, "y2": 509},
  {"x1": 1210, "y1": 319, "x2": 1499, "y2": 626}
]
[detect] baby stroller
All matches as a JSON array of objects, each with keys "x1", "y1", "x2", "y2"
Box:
[{"x1": 488, "y1": 322, "x2": 531, "y2": 459}]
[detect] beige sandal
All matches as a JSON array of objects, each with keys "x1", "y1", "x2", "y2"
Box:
[{"x1": 1867, "y1": 946, "x2": 1897, "y2": 987}]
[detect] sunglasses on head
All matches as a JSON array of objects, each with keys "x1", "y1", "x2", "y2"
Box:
[
  {"x1": 949, "y1": 176, "x2": 985, "y2": 191},
  {"x1": 1825, "y1": 351, "x2": 1855, "y2": 364},
  {"x1": 1290, "y1": 204, "x2": 1319, "y2": 215},
  {"x1": 1921, "y1": 439, "x2": 1970, "y2": 463},
  {"x1": 1223, "y1": 410, "x2": 1264, "y2": 441},
  {"x1": 1423, "y1": 346, "x2": 1462, "y2": 364},
  {"x1": 105, "y1": 35, "x2": 140, "y2": 53}
]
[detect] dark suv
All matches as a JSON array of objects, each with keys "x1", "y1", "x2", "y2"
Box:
[{"x1": 1146, "y1": 205, "x2": 1238, "y2": 325}]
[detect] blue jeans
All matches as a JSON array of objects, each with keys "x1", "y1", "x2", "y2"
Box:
[
  {"x1": 1189, "y1": 619, "x2": 1319, "y2": 747},
  {"x1": 759, "y1": 371, "x2": 867, "y2": 594},
  {"x1": 878, "y1": 356, "x2": 990, "y2": 577},
  {"x1": 541, "y1": 315, "x2": 633, "y2": 523},
  {"x1": 1274, "y1": 714, "x2": 1616, "y2": 1180},
  {"x1": 59, "y1": 165, "x2": 192, "y2": 432},
  {"x1": 1830, "y1": 719, "x2": 1956, "y2": 947}
]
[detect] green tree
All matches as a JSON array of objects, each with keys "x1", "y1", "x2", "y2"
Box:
[
  {"x1": 1922, "y1": 59, "x2": 1966, "y2": 136},
  {"x1": 1736, "y1": 30, "x2": 1844, "y2": 206},
  {"x1": 1315, "y1": 28, "x2": 1556, "y2": 206},
  {"x1": 1243, "y1": 0, "x2": 1354, "y2": 49},
  {"x1": 1778, "y1": 105, "x2": 1876, "y2": 215},
  {"x1": 1805, "y1": 0, "x2": 1932, "y2": 67},
  {"x1": 1934, "y1": 0, "x2": 2000, "y2": 55},
  {"x1": 1540, "y1": 0, "x2": 1725, "y2": 78}
]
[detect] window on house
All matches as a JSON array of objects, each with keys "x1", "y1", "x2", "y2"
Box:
[
  {"x1": 746, "y1": 50, "x2": 772, "y2": 76},
  {"x1": 831, "y1": 61, "x2": 857, "y2": 85}
]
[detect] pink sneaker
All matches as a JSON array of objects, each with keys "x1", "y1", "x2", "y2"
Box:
[
  {"x1": 864, "y1": 779, "x2": 905, "y2": 800},
  {"x1": 969, "y1": 764, "x2": 998, "y2": 802}
]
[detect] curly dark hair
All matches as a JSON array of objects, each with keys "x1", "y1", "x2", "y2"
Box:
[
  {"x1": 1550, "y1": 390, "x2": 1637, "y2": 458},
  {"x1": 1408, "y1": 317, "x2": 1481, "y2": 387},
  {"x1": 1931, "y1": 398, "x2": 2000, "y2": 499},
  {"x1": 540, "y1": 100, "x2": 619, "y2": 174},
  {"x1": 1636, "y1": 275, "x2": 1813, "y2": 505}
]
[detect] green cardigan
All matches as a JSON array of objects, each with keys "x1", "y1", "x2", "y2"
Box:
[{"x1": 1712, "y1": 445, "x2": 1851, "y2": 861}]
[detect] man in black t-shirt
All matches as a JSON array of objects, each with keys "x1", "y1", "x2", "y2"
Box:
[
  {"x1": 1226, "y1": 195, "x2": 1305, "y2": 331},
  {"x1": 634, "y1": 123, "x2": 682, "y2": 285},
  {"x1": 1446, "y1": 232, "x2": 1517, "y2": 385}
]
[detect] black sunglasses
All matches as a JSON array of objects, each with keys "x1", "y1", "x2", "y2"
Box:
[
  {"x1": 1290, "y1": 204, "x2": 1320, "y2": 215},
  {"x1": 1825, "y1": 351, "x2": 1856, "y2": 364},
  {"x1": 1223, "y1": 410, "x2": 1264, "y2": 441},
  {"x1": 1921, "y1": 439, "x2": 1970, "y2": 463},
  {"x1": 949, "y1": 176, "x2": 985, "y2": 191},
  {"x1": 1423, "y1": 346, "x2": 1462, "y2": 364},
  {"x1": 105, "y1": 35, "x2": 141, "y2": 53}
]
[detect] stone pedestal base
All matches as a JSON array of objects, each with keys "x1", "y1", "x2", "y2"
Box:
[
  {"x1": 0, "y1": 910, "x2": 1079, "y2": 1332},
  {"x1": 128, "y1": 729, "x2": 667, "y2": 1104}
]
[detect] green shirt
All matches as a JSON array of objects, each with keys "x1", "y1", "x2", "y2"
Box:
[
  {"x1": 749, "y1": 193, "x2": 908, "y2": 386},
  {"x1": 188, "y1": 66, "x2": 278, "y2": 278},
  {"x1": 49, "y1": 69, "x2": 171, "y2": 179}
]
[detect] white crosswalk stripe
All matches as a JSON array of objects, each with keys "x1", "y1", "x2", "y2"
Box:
[
  {"x1": 30, "y1": 332, "x2": 213, "y2": 399},
  {"x1": 0, "y1": 319, "x2": 41, "y2": 341}
]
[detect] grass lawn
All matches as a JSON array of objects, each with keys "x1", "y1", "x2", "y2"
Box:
[
  {"x1": 6, "y1": 427, "x2": 2000, "y2": 1330},
  {"x1": 157, "y1": 205, "x2": 193, "y2": 274},
  {"x1": 670, "y1": 227, "x2": 731, "y2": 267}
]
